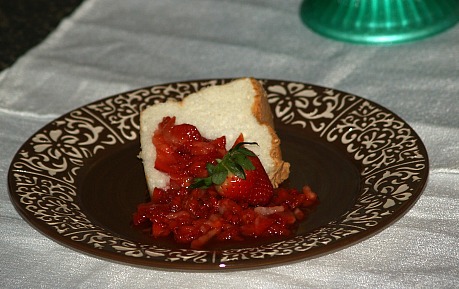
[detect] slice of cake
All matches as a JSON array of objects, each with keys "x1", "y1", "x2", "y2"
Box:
[{"x1": 139, "y1": 77, "x2": 290, "y2": 194}]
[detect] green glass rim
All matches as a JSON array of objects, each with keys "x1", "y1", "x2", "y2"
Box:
[{"x1": 300, "y1": 0, "x2": 459, "y2": 45}]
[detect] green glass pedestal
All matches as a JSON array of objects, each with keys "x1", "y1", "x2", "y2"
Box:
[{"x1": 300, "y1": 0, "x2": 459, "y2": 45}]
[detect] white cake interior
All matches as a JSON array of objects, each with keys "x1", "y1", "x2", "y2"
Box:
[{"x1": 140, "y1": 78, "x2": 279, "y2": 193}]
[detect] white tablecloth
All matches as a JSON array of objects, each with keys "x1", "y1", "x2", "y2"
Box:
[{"x1": 1, "y1": 0, "x2": 458, "y2": 288}]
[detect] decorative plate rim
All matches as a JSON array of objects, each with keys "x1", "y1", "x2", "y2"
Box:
[{"x1": 8, "y1": 78, "x2": 429, "y2": 271}]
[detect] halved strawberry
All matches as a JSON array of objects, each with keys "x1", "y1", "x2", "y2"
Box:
[{"x1": 190, "y1": 142, "x2": 274, "y2": 206}]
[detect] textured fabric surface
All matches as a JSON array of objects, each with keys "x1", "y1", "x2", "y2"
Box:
[{"x1": 1, "y1": 0, "x2": 458, "y2": 288}]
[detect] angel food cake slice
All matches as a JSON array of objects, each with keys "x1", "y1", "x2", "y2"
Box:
[
  {"x1": 139, "y1": 77, "x2": 290, "y2": 194},
  {"x1": 134, "y1": 78, "x2": 319, "y2": 248}
]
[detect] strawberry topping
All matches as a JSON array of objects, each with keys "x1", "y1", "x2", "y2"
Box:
[
  {"x1": 190, "y1": 141, "x2": 274, "y2": 206},
  {"x1": 133, "y1": 116, "x2": 318, "y2": 249},
  {"x1": 152, "y1": 116, "x2": 226, "y2": 188}
]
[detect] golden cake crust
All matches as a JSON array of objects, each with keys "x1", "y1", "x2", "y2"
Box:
[{"x1": 248, "y1": 78, "x2": 290, "y2": 187}]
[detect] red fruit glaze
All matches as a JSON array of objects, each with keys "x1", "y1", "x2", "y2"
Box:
[{"x1": 133, "y1": 116, "x2": 318, "y2": 249}]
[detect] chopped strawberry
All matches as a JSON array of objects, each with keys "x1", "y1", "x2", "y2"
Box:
[
  {"x1": 216, "y1": 225, "x2": 244, "y2": 241},
  {"x1": 169, "y1": 123, "x2": 202, "y2": 145},
  {"x1": 241, "y1": 214, "x2": 275, "y2": 237},
  {"x1": 152, "y1": 116, "x2": 226, "y2": 186},
  {"x1": 190, "y1": 228, "x2": 221, "y2": 249},
  {"x1": 132, "y1": 116, "x2": 319, "y2": 249},
  {"x1": 152, "y1": 222, "x2": 170, "y2": 238},
  {"x1": 174, "y1": 225, "x2": 202, "y2": 243}
]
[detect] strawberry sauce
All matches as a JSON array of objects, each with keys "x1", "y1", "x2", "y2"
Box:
[{"x1": 133, "y1": 116, "x2": 318, "y2": 249}]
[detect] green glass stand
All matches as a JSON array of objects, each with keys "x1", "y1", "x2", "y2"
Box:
[{"x1": 300, "y1": 0, "x2": 459, "y2": 45}]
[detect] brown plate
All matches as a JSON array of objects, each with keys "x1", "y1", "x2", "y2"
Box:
[{"x1": 8, "y1": 79, "x2": 429, "y2": 270}]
